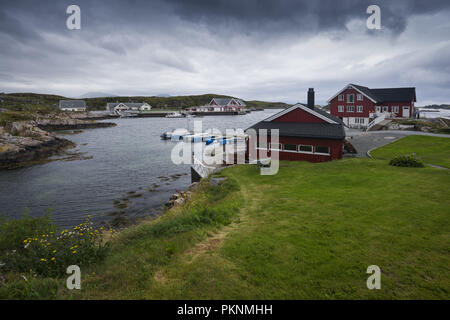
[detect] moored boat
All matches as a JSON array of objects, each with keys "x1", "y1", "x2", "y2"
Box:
[{"x1": 165, "y1": 112, "x2": 185, "y2": 118}]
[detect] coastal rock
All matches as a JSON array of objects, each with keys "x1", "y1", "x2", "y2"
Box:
[
  {"x1": 0, "y1": 114, "x2": 116, "y2": 169},
  {"x1": 36, "y1": 118, "x2": 116, "y2": 130},
  {"x1": 0, "y1": 121, "x2": 74, "y2": 168},
  {"x1": 165, "y1": 190, "x2": 192, "y2": 208}
]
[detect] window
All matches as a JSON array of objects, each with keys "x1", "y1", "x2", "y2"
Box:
[
  {"x1": 392, "y1": 106, "x2": 399, "y2": 113},
  {"x1": 357, "y1": 94, "x2": 363, "y2": 101},
  {"x1": 355, "y1": 117, "x2": 365, "y2": 124},
  {"x1": 338, "y1": 94, "x2": 344, "y2": 101},
  {"x1": 315, "y1": 146, "x2": 330, "y2": 154},
  {"x1": 298, "y1": 145, "x2": 313, "y2": 153},
  {"x1": 357, "y1": 105, "x2": 363, "y2": 113},
  {"x1": 346, "y1": 106, "x2": 354, "y2": 112},
  {"x1": 338, "y1": 105, "x2": 344, "y2": 112},
  {"x1": 382, "y1": 106, "x2": 389, "y2": 112},
  {"x1": 347, "y1": 94, "x2": 354, "y2": 103},
  {"x1": 283, "y1": 144, "x2": 297, "y2": 151},
  {"x1": 269, "y1": 143, "x2": 281, "y2": 150}
]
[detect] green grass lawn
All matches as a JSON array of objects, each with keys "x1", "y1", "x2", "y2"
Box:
[
  {"x1": 53, "y1": 157, "x2": 448, "y2": 300},
  {"x1": 2, "y1": 146, "x2": 449, "y2": 299},
  {"x1": 370, "y1": 135, "x2": 450, "y2": 168}
]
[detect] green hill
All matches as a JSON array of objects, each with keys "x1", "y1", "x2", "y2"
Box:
[{"x1": 0, "y1": 92, "x2": 290, "y2": 112}]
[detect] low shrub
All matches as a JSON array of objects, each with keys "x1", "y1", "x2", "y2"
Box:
[
  {"x1": 389, "y1": 153, "x2": 424, "y2": 167},
  {"x1": 0, "y1": 215, "x2": 113, "y2": 278}
]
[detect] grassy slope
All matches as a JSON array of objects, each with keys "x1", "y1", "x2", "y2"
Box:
[
  {"x1": 58, "y1": 155, "x2": 450, "y2": 299},
  {"x1": 370, "y1": 135, "x2": 450, "y2": 168}
]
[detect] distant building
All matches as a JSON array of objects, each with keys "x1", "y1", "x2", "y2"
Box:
[
  {"x1": 328, "y1": 84, "x2": 417, "y2": 128},
  {"x1": 106, "y1": 102, "x2": 152, "y2": 113},
  {"x1": 246, "y1": 88, "x2": 345, "y2": 163},
  {"x1": 59, "y1": 100, "x2": 87, "y2": 112},
  {"x1": 187, "y1": 98, "x2": 247, "y2": 112}
]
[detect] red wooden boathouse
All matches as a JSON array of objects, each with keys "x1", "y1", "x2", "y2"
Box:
[{"x1": 246, "y1": 89, "x2": 345, "y2": 163}]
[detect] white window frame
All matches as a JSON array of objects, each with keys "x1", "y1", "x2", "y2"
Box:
[
  {"x1": 356, "y1": 105, "x2": 363, "y2": 113},
  {"x1": 347, "y1": 94, "x2": 354, "y2": 103},
  {"x1": 314, "y1": 146, "x2": 330, "y2": 155},
  {"x1": 357, "y1": 94, "x2": 363, "y2": 101},
  {"x1": 283, "y1": 144, "x2": 297, "y2": 153},
  {"x1": 298, "y1": 145, "x2": 313, "y2": 154},
  {"x1": 355, "y1": 117, "x2": 365, "y2": 124},
  {"x1": 346, "y1": 105, "x2": 354, "y2": 112},
  {"x1": 338, "y1": 105, "x2": 344, "y2": 112},
  {"x1": 338, "y1": 94, "x2": 344, "y2": 101},
  {"x1": 382, "y1": 106, "x2": 389, "y2": 112},
  {"x1": 392, "y1": 106, "x2": 399, "y2": 113}
]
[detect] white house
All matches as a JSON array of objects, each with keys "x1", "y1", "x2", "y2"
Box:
[
  {"x1": 186, "y1": 98, "x2": 247, "y2": 112},
  {"x1": 59, "y1": 100, "x2": 87, "y2": 112},
  {"x1": 106, "y1": 102, "x2": 152, "y2": 113}
]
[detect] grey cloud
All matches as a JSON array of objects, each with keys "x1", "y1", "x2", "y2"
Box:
[
  {"x1": 166, "y1": 0, "x2": 450, "y2": 36},
  {"x1": 0, "y1": 1, "x2": 449, "y2": 104},
  {"x1": 0, "y1": 8, "x2": 41, "y2": 41}
]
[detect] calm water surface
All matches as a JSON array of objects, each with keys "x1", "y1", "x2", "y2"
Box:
[{"x1": 0, "y1": 110, "x2": 280, "y2": 227}]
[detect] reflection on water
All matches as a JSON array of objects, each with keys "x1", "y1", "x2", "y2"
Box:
[{"x1": 0, "y1": 110, "x2": 280, "y2": 227}]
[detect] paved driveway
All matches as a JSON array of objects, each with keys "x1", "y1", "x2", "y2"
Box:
[{"x1": 344, "y1": 130, "x2": 450, "y2": 158}]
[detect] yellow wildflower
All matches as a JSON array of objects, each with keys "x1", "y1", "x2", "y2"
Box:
[{"x1": 72, "y1": 250, "x2": 77, "y2": 254}]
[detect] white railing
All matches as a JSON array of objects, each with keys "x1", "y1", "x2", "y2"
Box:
[
  {"x1": 366, "y1": 113, "x2": 387, "y2": 132},
  {"x1": 192, "y1": 156, "x2": 216, "y2": 178}
]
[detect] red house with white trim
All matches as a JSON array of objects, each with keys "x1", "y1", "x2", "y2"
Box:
[
  {"x1": 246, "y1": 89, "x2": 345, "y2": 163},
  {"x1": 328, "y1": 84, "x2": 417, "y2": 128}
]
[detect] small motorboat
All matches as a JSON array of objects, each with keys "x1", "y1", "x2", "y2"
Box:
[
  {"x1": 166, "y1": 112, "x2": 185, "y2": 118},
  {"x1": 170, "y1": 128, "x2": 191, "y2": 141},
  {"x1": 160, "y1": 131, "x2": 172, "y2": 140}
]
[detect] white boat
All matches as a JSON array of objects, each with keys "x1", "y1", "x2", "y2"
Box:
[
  {"x1": 183, "y1": 133, "x2": 211, "y2": 143},
  {"x1": 166, "y1": 112, "x2": 185, "y2": 118},
  {"x1": 170, "y1": 128, "x2": 191, "y2": 141}
]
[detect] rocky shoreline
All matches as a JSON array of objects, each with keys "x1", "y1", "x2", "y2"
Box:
[{"x1": 0, "y1": 116, "x2": 116, "y2": 169}]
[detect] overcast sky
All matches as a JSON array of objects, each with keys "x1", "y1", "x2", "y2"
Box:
[{"x1": 0, "y1": 0, "x2": 449, "y2": 105}]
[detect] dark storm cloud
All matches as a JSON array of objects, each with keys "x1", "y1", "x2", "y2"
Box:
[
  {"x1": 0, "y1": 0, "x2": 449, "y2": 104},
  {"x1": 165, "y1": 0, "x2": 450, "y2": 35},
  {"x1": 2, "y1": 0, "x2": 450, "y2": 42}
]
